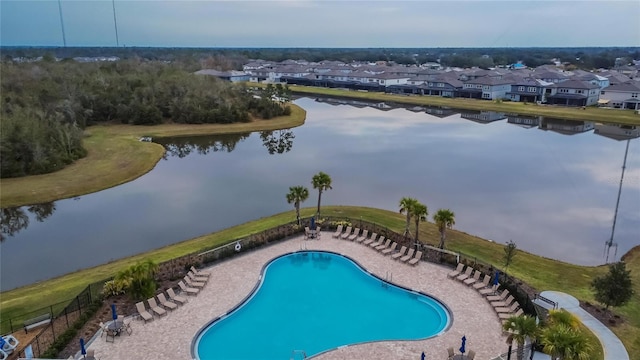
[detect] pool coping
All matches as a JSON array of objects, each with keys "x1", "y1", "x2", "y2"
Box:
[{"x1": 190, "y1": 249, "x2": 454, "y2": 360}]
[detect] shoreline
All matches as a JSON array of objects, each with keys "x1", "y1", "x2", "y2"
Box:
[{"x1": 0, "y1": 104, "x2": 306, "y2": 208}]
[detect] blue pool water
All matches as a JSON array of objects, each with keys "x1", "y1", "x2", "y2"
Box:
[{"x1": 194, "y1": 251, "x2": 451, "y2": 359}]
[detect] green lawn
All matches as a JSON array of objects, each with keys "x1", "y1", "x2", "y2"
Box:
[
  {"x1": 2, "y1": 206, "x2": 636, "y2": 359},
  {"x1": 258, "y1": 83, "x2": 640, "y2": 125},
  {"x1": 0, "y1": 105, "x2": 306, "y2": 208}
]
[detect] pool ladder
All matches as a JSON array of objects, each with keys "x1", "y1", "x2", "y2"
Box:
[
  {"x1": 299, "y1": 242, "x2": 308, "y2": 251},
  {"x1": 382, "y1": 271, "x2": 392, "y2": 288},
  {"x1": 291, "y1": 349, "x2": 307, "y2": 359}
]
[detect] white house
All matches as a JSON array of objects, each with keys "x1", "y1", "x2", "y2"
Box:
[{"x1": 599, "y1": 82, "x2": 640, "y2": 110}]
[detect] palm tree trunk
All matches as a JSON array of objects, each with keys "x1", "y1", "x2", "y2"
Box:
[
  {"x1": 516, "y1": 343, "x2": 524, "y2": 360},
  {"x1": 295, "y1": 203, "x2": 301, "y2": 225},
  {"x1": 316, "y1": 191, "x2": 322, "y2": 217},
  {"x1": 414, "y1": 219, "x2": 420, "y2": 250},
  {"x1": 438, "y1": 230, "x2": 446, "y2": 249},
  {"x1": 404, "y1": 212, "x2": 411, "y2": 237}
]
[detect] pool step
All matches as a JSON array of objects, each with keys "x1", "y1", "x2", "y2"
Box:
[{"x1": 291, "y1": 349, "x2": 307, "y2": 359}]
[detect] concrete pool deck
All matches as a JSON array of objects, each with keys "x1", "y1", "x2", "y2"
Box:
[{"x1": 86, "y1": 233, "x2": 509, "y2": 359}]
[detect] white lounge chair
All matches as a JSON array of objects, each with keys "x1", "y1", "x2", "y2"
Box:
[
  {"x1": 355, "y1": 230, "x2": 369, "y2": 243},
  {"x1": 188, "y1": 270, "x2": 208, "y2": 284},
  {"x1": 391, "y1": 246, "x2": 407, "y2": 260},
  {"x1": 499, "y1": 308, "x2": 524, "y2": 321},
  {"x1": 0, "y1": 349, "x2": 8, "y2": 360},
  {"x1": 184, "y1": 276, "x2": 205, "y2": 288},
  {"x1": 190, "y1": 266, "x2": 211, "y2": 278},
  {"x1": 147, "y1": 297, "x2": 167, "y2": 317},
  {"x1": 369, "y1": 236, "x2": 385, "y2": 248},
  {"x1": 479, "y1": 284, "x2": 499, "y2": 296},
  {"x1": 157, "y1": 293, "x2": 178, "y2": 311},
  {"x1": 375, "y1": 239, "x2": 392, "y2": 251},
  {"x1": 332, "y1": 225, "x2": 344, "y2": 238},
  {"x1": 340, "y1": 226, "x2": 353, "y2": 240},
  {"x1": 304, "y1": 226, "x2": 311, "y2": 239},
  {"x1": 400, "y1": 248, "x2": 415, "y2": 262},
  {"x1": 408, "y1": 251, "x2": 423, "y2": 266},
  {"x1": 381, "y1": 242, "x2": 397, "y2": 255},
  {"x1": 492, "y1": 295, "x2": 516, "y2": 309},
  {"x1": 487, "y1": 289, "x2": 509, "y2": 302},
  {"x1": 473, "y1": 275, "x2": 491, "y2": 290},
  {"x1": 447, "y1": 263, "x2": 465, "y2": 278},
  {"x1": 463, "y1": 270, "x2": 482, "y2": 286},
  {"x1": 456, "y1": 266, "x2": 474, "y2": 282},
  {"x1": 167, "y1": 288, "x2": 188, "y2": 304},
  {"x1": 135, "y1": 302, "x2": 153, "y2": 323},
  {"x1": 179, "y1": 280, "x2": 200, "y2": 295},
  {"x1": 363, "y1": 233, "x2": 378, "y2": 246},
  {"x1": 495, "y1": 301, "x2": 520, "y2": 314},
  {"x1": 1, "y1": 335, "x2": 18, "y2": 354},
  {"x1": 347, "y1": 228, "x2": 360, "y2": 241}
]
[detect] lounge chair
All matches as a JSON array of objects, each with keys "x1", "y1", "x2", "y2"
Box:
[
  {"x1": 391, "y1": 246, "x2": 407, "y2": 260},
  {"x1": 463, "y1": 270, "x2": 482, "y2": 286},
  {"x1": 184, "y1": 276, "x2": 206, "y2": 288},
  {"x1": 467, "y1": 350, "x2": 476, "y2": 360},
  {"x1": 447, "y1": 263, "x2": 465, "y2": 278},
  {"x1": 381, "y1": 242, "x2": 397, "y2": 255},
  {"x1": 190, "y1": 266, "x2": 210, "y2": 278},
  {"x1": 363, "y1": 233, "x2": 378, "y2": 246},
  {"x1": 347, "y1": 228, "x2": 361, "y2": 241},
  {"x1": 188, "y1": 270, "x2": 208, "y2": 284},
  {"x1": 332, "y1": 225, "x2": 344, "y2": 238},
  {"x1": 487, "y1": 289, "x2": 509, "y2": 302},
  {"x1": 355, "y1": 230, "x2": 369, "y2": 243},
  {"x1": 147, "y1": 297, "x2": 167, "y2": 317},
  {"x1": 447, "y1": 347, "x2": 454, "y2": 360},
  {"x1": 340, "y1": 226, "x2": 353, "y2": 240},
  {"x1": 492, "y1": 295, "x2": 515, "y2": 308},
  {"x1": 473, "y1": 275, "x2": 491, "y2": 290},
  {"x1": 121, "y1": 318, "x2": 133, "y2": 335},
  {"x1": 375, "y1": 239, "x2": 391, "y2": 251},
  {"x1": 369, "y1": 236, "x2": 385, "y2": 248},
  {"x1": 456, "y1": 266, "x2": 474, "y2": 282},
  {"x1": 167, "y1": 288, "x2": 188, "y2": 304},
  {"x1": 408, "y1": 251, "x2": 423, "y2": 266},
  {"x1": 135, "y1": 302, "x2": 153, "y2": 323},
  {"x1": 400, "y1": 248, "x2": 415, "y2": 262},
  {"x1": 179, "y1": 280, "x2": 200, "y2": 295},
  {"x1": 315, "y1": 226, "x2": 322, "y2": 239},
  {"x1": 479, "y1": 284, "x2": 499, "y2": 296},
  {"x1": 0, "y1": 349, "x2": 8, "y2": 360},
  {"x1": 499, "y1": 308, "x2": 524, "y2": 320},
  {"x1": 304, "y1": 226, "x2": 311, "y2": 239},
  {"x1": 157, "y1": 293, "x2": 178, "y2": 311},
  {"x1": 495, "y1": 301, "x2": 520, "y2": 314}
]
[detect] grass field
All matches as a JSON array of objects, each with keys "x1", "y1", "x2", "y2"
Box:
[
  {"x1": 1, "y1": 206, "x2": 637, "y2": 358},
  {"x1": 0, "y1": 105, "x2": 306, "y2": 208},
  {"x1": 262, "y1": 84, "x2": 640, "y2": 125}
]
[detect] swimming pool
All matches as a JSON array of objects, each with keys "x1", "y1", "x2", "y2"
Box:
[{"x1": 194, "y1": 251, "x2": 451, "y2": 359}]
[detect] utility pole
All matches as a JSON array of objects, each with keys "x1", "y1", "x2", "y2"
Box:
[
  {"x1": 57, "y1": 0, "x2": 67, "y2": 47},
  {"x1": 112, "y1": 0, "x2": 120, "y2": 47},
  {"x1": 605, "y1": 139, "x2": 630, "y2": 263}
]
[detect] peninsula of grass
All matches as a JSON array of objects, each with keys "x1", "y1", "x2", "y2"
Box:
[
  {"x1": 258, "y1": 83, "x2": 640, "y2": 126},
  {"x1": 1, "y1": 206, "x2": 636, "y2": 357},
  {"x1": 0, "y1": 105, "x2": 306, "y2": 208}
]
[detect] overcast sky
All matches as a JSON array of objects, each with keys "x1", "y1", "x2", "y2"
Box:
[{"x1": 1, "y1": 0, "x2": 639, "y2": 48}]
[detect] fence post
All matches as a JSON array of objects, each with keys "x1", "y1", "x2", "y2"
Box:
[
  {"x1": 64, "y1": 306, "x2": 70, "y2": 328},
  {"x1": 77, "y1": 296, "x2": 82, "y2": 315}
]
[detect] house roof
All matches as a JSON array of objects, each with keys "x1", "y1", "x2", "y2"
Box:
[
  {"x1": 551, "y1": 79, "x2": 599, "y2": 90},
  {"x1": 464, "y1": 76, "x2": 513, "y2": 86},
  {"x1": 603, "y1": 82, "x2": 640, "y2": 92}
]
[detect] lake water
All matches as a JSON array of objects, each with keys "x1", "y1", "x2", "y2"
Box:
[{"x1": 1, "y1": 97, "x2": 639, "y2": 291}]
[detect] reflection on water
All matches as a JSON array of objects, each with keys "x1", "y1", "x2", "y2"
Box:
[
  {"x1": 539, "y1": 118, "x2": 595, "y2": 135},
  {"x1": 156, "y1": 133, "x2": 251, "y2": 158},
  {"x1": 1, "y1": 97, "x2": 638, "y2": 291},
  {"x1": 260, "y1": 130, "x2": 295, "y2": 155},
  {"x1": 0, "y1": 202, "x2": 56, "y2": 241}
]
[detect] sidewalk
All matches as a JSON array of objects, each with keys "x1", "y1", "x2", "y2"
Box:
[{"x1": 540, "y1": 291, "x2": 629, "y2": 360}]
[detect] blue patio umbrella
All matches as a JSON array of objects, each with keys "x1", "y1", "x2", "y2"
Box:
[
  {"x1": 111, "y1": 303, "x2": 117, "y2": 321},
  {"x1": 421, "y1": 351, "x2": 425, "y2": 360},
  {"x1": 310, "y1": 217, "x2": 316, "y2": 230},
  {"x1": 493, "y1": 270, "x2": 500, "y2": 286},
  {"x1": 459, "y1": 335, "x2": 466, "y2": 354},
  {"x1": 80, "y1": 338, "x2": 86, "y2": 357}
]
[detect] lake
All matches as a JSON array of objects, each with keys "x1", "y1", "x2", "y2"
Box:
[{"x1": 1, "y1": 97, "x2": 638, "y2": 291}]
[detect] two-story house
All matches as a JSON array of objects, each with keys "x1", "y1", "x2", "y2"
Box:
[
  {"x1": 599, "y1": 82, "x2": 640, "y2": 110},
  {"x1": 546, "y1": 80, "x2": 600, "y2": 106},
  {"x1": 506, "y1": 78, "x2": 553, "y2": 103},
  {"x1": 460, "y1": 76, "x2": 513, "y2": 100}
]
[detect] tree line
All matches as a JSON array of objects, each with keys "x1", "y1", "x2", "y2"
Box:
[{"x1": 0, "y1": 59, "x2": 291, "y2": 178}]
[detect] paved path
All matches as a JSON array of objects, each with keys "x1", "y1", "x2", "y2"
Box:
[{"x1": 540, "y1": 291, "x2": 629, "y2": 360}]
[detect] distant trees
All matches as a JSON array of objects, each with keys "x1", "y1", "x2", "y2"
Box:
[
  {"x1": 503, "y1": 240, "x2": 518, "y2": 273},
  {"x1": 0, "y1": 59, "x2": 288, "y2": 178},
  {"x1": 591, "y1": 262, "x2": 634, "y2": 310}
]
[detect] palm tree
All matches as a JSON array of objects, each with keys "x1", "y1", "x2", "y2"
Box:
[
  {"x1": 410, "y1": 202, "x2": 428, "y2": 248},
  {"x1": 286, "y1": 186, "x2": 309, "y2": 226},
  {"x1": 399, "y1": 197, "x2": 418, "y2": 237},
  {"x1": 433, "y1": 209, "x2": 455, "y2": 249},
  {"x1": 546, "y1": 309, "x2": 580, "y2": 329},
  {"x1": 540, "y1": 324, "x2": 592, "y2": 360},
  {"x1": 311, "y1": 172, "x2": 332, "y2": 218},
  {"x1": 503, "y1": 315, "x2": 539, "y2": 360}
]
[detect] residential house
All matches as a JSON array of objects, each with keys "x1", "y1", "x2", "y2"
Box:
[
  {"x1": 194, "y1": 69, "x2": 251, "y2": 82},
  {"x1": 460, "y1": 111, "x2": 506, "y2": 123},
  {"x1": 460, "y1": 76, "x2": 513, "y2": 100},
  {"x1": 506, "y1": 78, "x2": 552, "y2": 103},
  {"x1": 546, "y1": 80, "x2": 600, "y2": 106},
  {"x1": 593, "y1": 123, "x2": 640, "y2": 141},
  {"x1": 538, "y1": 119, "x2": 595, "y2": 135},
  {"x1": 598, "y1": 82, "x2": 640, "y2": 110},
  {"x1": 507, "y1": 115, "x2": 541, "y2": 128}
]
